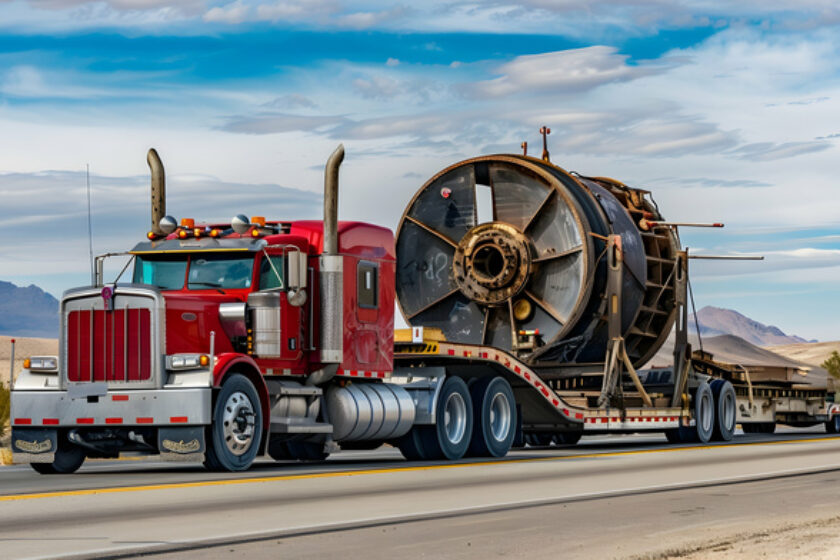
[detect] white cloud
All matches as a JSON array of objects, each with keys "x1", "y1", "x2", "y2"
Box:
[
  {"x1": 203, "y1": 0, "x2": 249, "y2": 23},
  {"x1": 471, "y1": 46, "x2": 660, "y2": 98},
  {"x1": 386, "y1": 57, "x2": 400, "y2": 67},
  {"x1": 219, "y1": 112, "x2": 346, "y2": 134}
]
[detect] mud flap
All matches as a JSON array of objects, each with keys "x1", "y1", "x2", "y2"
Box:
[
  {"x1": 12, "y1": 428, "x2": 58, "y2": 463},
  {"x1": 158, "y1": 426, "x2": 206, "y2": 462}
]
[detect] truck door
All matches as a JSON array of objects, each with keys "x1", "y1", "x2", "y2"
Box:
[{"x1": 256, "y1": 249, "x2": 304, "y2": 365}]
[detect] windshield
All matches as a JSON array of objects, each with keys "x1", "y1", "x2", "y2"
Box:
[{"x1": 133, "y1": 253, "x2": 255, "y2": 290}]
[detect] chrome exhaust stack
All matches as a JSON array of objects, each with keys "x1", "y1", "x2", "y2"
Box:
[
  {"x1": 147, "y1": 148, "x2": 166, "y2": 236},
  {"x1": 316, "y1": 144, "x2": 345, "y2": 379}
]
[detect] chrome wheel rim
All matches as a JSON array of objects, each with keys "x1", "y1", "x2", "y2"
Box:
[
  {"x1": 700, "y1": 390, "x2": 713, "y2": 433},
  {"x1": 222, "y1": 391, "x2": 256, "y2": 456},
  {"x1": 489, "y1": 391, "x2": 511, "y2": 442},
  {"x1": 722, "y1": 390, "x2": 736, "y2": 431},
  {"x1": 443, "y1": 392, "x2": 467, "y2": 445}
]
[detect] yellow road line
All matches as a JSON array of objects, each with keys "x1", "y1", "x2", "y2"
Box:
[{"x1": 1, "y1": 435, "x2": 838, "y2": 503}]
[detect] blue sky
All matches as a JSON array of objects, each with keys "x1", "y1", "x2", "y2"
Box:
[{"x1": 0, "y1": 1, "x2": 839, "y2": 340}]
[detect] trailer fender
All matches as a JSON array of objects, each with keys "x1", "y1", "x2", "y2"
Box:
[{"x1": 213, "y1": 353, "x2": 270, "y2": 431}]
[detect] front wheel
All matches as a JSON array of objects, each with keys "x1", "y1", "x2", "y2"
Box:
[
  {"x1": 31, "y1": 435, "x2": 85, "y2": 475},
  {"x1": 205, "y1": 374, "x2": 263, "y2": 472}
]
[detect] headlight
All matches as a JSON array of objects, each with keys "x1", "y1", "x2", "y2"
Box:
[
  {"x1": 26, "y1": 356, "x2": 59, "y2": 372},
  {"x1": 167, "y1": 354, "x2": 210, "y2": 370}
]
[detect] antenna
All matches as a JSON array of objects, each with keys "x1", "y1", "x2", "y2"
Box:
[{"x1": 86, "y1": 164, "x2": 94, "y2": 285}]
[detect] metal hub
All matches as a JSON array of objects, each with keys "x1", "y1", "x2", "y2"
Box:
[
  {"x1": 489, "y1": 391, "x2": 512, "y2": 442},
  {"x1": 453, "y1": 222, "x2": 531, "y2": 305},
  {"x1": 443, "y1": 392, "x2": 468, "y2": 445},
  {"x1": 222, "y1": 391, "x2": 256, "y2": 456}
]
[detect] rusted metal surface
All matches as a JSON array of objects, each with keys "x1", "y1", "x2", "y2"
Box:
[
  {"x1": 147, "y1": 148, "x2": 166, "y2": 236},
  {"x1": 395, "y1": 154, "x2": 680, "y2": 367}
]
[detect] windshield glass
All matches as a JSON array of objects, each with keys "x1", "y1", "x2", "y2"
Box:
[
  {"x1": 132, "y1": 253, "x2": 255, "y2": 290},
  {"x1": 187, "y1": 253, "x2": 254, "y2": 290},
  {"x1": 133, "y1": 254, "x2": 187, "y2": 290}
]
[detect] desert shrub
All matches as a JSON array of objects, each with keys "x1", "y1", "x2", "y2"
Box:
[{"x1": 822, "y1": 351, "x2": 840, "y2": 380}]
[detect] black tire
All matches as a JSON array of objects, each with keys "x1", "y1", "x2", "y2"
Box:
[
  {"x1": 30, "y1": 436, "x2": 85, "y2": 475},
  {"x1": 554, "y1": 431, "x2": 583, "y2": 445},
  {"x1": 693, "y1": 382, "x2": 715, "y2": 443},
  {"x1": 420, "y1": 376, "x2": 474, "y2": 460},
  {"x1": 204, "y1": 373, "x2": 263, "y2": 472},
  {"x1": 826, "y1": 415, "x2": 840, "y2": 434},
  {"x1": 467, "y1": 376, "x2": 516, "y2": 457},
  {"x1": 396, "y1": 427, "x2": 430, "y2": 461},
  {"x1": 710, "y1": 379, "x2": 737, "y2": 441}
]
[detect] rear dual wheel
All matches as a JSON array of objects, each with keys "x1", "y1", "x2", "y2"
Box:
[
  {"x1": 665, "y1": 380, "x2": 737, "y2": 444},
  {"x1": 398, "y1": 376, "x2": 474, "y2": 461},
  {"x1": 398, "y1": 376, "x2": 517, "y2": 461}
]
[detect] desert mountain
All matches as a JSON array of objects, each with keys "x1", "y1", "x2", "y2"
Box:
[
  {"x1": 689, "y1": 306, "x2": 813, "y2": 347},
  {"x1": 646, "y1": 333, "x2": 828, "y2": 386},
  {"x1": 0, "y1": 281, "x2": 59, "y2": 338}
]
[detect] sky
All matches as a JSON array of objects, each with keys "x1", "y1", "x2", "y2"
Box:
[{"x1": 0, "y1": 0, "x2": 839, "y2": 340}]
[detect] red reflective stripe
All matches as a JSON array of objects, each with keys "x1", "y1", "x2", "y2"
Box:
[
  {"x1": 170, "y1": 416, "x2": 188, "y2": 423},
  {"x1": 447, "y1": 349, "x2": 455, "y2": 356},
  {"x1": 105, "y1": 418, "x2": 123, "y2": 425},
  {"x1": 364, "y1": 371, "x2": 372, "y2": 378},
  {"x1": 76, "y1": 418, "x2": 94, "y2": 424},
  {"x1": 377, "y1": 372, "x2": 386, "y2": 378},
  {"x1": 14, "y1": 418, "x2": 32, "y2": 425},
  {"x1": 42, "y1": 418, "x2": 59, "y2": 425},
  {"x1": 136, "y1": 417, "x2": 154, "y2": 424},
  {"x1": 111, "y1": 395, "x2": 129, "y2": 401}
]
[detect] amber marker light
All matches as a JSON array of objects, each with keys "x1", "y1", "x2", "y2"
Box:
[
  {"x1": 23, "y1": 358, "x2": 31, "y2": 369},
  {"x1": 209, "y1": 229, "x2": 221, "y2": 238},
  {"x1": 250, "y1": 229, "x2": 261, "y2": 238},
  {"x1": 199, "y1": 355, "x2": 210, "y2": 367},
  {"x1": 193, "y1": 228, "x2": 202, "y2": 238},
  {"x1": 178, "y1": 229, "x2": 189, "y2": 239},
  {"x1": 252, "y1": 216, "x2": 266, "y2": 227},
  {"x1": 147, "y1": 231, "x2": 156, "y2": 240}
]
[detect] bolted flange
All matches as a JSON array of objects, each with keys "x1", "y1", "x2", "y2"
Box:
[{"x1": 452, "y1": 222, "x2": 532, "y2": 305}]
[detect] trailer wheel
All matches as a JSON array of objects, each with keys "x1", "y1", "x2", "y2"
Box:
[
  {"x1": 467, "y1": 376, "x2": 515, "y2": 457},
  {"x1": 204, "y1": 374, "x2": 263, "y2": 472},
  {"x1": 693, "y1": 382, "x2": 715, "y2": 443},
  {"x1": 666, "y1": 382, "x2": 714, "y2": 444},
  {"x1": 826, "y1": 415, "x2": 840, "y2": 434},
  {"x1": 420, "y1": 376, "x2": 474, "y2": 460},
  {"x1": 31, "y1": 436, "x2": 86, "y2": 475},
  {"x1": 710, "y1": 379, "x2": 736, "y2": 441}
]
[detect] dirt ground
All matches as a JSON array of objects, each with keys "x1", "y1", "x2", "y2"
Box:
[
  {"x1": 643, "y1": 514, "x2": 840, "y2": 559},
  {"x1": 0, "y1": 335, "x2": 58, "y2": 385}
]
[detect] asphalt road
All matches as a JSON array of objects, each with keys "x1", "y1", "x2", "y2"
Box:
[{"x1": 2, "y1": 428, "x2": 840, "y2": 559}]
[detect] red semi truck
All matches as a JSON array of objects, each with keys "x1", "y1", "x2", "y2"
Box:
[{"x1": 10, "y1": 145, "x2": 840, "y2": 473}]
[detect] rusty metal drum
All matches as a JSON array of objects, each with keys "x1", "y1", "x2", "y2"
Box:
[{"x1": 395, "y1": 155, "x2": 679, "y2": 367}]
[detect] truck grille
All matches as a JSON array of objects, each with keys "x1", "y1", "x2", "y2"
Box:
[{"x1": 66, "y1": 308, "x2": 153, "y2": 383}]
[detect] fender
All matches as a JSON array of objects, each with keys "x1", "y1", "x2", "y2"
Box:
[{"x1": 213, "y1": 352, "x2": 270, "y2": 430}]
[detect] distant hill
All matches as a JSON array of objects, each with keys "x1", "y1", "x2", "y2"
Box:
[
  {"x1": 765, "y1": 341, "x2": 840, "y2": 369},
  {"x1": 646, "y1": 333, "x2": 828, "y2": 387},
  {"x1": 0, "y1": 281, "x2": 59, "y2": 338},
  {"x1": 689, "y1": 306, "x2": 813, "y2": 347}
]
